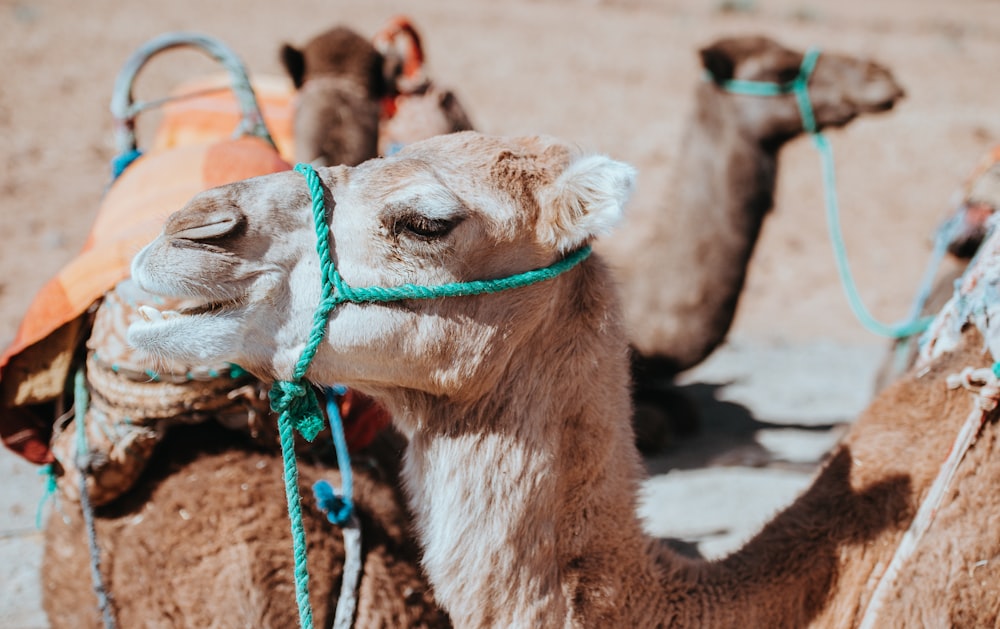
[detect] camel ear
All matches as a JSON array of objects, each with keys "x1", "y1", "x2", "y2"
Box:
[
  {"x1": 281, "y1": 44, "x2": 306, "y2": 89},
  {"x1": 700, "y1": 43, "x2": 735, "y2": 82},
  {"x1": 537, "y1": 155, "x2": 635, "y2": 252}
]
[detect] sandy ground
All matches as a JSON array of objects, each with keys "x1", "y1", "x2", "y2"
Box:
[{"x1": 2, "y1": 0, "x2": 999, "y2": 626}]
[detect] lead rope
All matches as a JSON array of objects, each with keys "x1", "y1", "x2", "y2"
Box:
[
  {"x1": 713, "y1": 48, "x2": 944, "y2": 339},
  {"x1": 273, "y1": 163, "x2": 592, "y2": 628},
  {"x1": 73, "y1": 368, "x2": 118, "y2": 629},
  {"x1": 857, "y1": 363, "x2": 1000, "y2": 628},
  {"x1": 317, "y1": 387, "x2": 361, "y2": 629}
]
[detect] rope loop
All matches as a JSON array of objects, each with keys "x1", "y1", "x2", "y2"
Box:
[{"x1": 946, "y1": 364, "x2": 1000, "y2": 411}]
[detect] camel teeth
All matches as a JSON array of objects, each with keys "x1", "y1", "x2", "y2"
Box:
[{"x1": 137, "y1": 305, "x2": 163, "y2": 322}]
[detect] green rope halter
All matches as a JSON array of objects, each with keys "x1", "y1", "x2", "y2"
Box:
[
  {"x1": 273, "y1": 161, "x2": 592, "y2": 629},
  {"x1": 711, "y1": 48, "x2": 940, "y2": 339}
]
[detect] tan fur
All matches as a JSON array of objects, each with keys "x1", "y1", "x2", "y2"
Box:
[{"x1": 128, "y1": 131, "x2": 998, "y2": 626}]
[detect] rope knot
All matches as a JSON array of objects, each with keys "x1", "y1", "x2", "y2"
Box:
[
  {"x1": 269, "y1": 380, "x2": 325, "y2": 442},
  {"x1": 946, "y1": 365, "x2": 1000, "y2": 411},
  {"x1": 313, "y1": 479, "x2": 354, "y2": 526}
]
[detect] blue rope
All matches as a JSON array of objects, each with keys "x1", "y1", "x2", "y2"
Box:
[
  {"x1": 274, "y1": 162, "x2": 591, "y2": 628},
  {"x1": 711, "y1": 48, "x2": 939, "y2": 339},
  {"x1": 314, "y1": 387, "x2": 353, "y2": 525},
  {"x1": 109, "y1": 149, "x2": 142, "y2": 181}
]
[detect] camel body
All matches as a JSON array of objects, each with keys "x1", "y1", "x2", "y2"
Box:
[{"x1": 126, "y1": 132, "x2": 1000, "y2": 626}]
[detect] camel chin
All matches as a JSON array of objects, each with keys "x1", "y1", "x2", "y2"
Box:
[{"x1": 127, "y1": 309, "x2": 244, "y2": 366}]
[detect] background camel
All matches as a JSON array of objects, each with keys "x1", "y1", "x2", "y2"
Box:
[
  {"x1": 128, "y1": 132, "x2": 1000, "y2": 626},
  {"x1": 283, "y1": 18, "x2": 474, "y2": 165},
  {"x1": 280, "y1": 25, "x2": 389, "y2": 166},
  {"x1": 612, "y1": 35, "x2": 904, "y2": 448}
]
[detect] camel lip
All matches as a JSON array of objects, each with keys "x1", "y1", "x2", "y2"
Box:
[
  {"x1": 178, "y1": 294, "x2": 248, "y2": 317},
  {"x1": 857, "y1": 98, "x2": 897, "y2": 114}
]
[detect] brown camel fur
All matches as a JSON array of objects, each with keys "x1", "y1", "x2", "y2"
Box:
[
  {"x1": 280, "y1": 26, "x2": 389, "y2": 166},
  {"x1": 611, "y1": 37, "x2": 904, "y2": 447},
  {"x1": 42, "y1": 422, "x2": 450, "y2": 628},
  {"x1": 127, "y1": 131, "x2": 1000, "y2": 627}
]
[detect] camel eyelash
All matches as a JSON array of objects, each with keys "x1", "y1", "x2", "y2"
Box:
[{"x1": 386, "y1": 206, "x2": 465, "y2": 241}]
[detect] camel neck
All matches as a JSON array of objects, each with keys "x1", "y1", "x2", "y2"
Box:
[
  {"x1": 380, "y1": 251, "x2": 936, "y2": 628},
  {"x1": 621, "y1": 83, "x2": 781, "y2": 369},
  {"x1": 394, "y1": 259, "x2": 667, "y2": 627}
]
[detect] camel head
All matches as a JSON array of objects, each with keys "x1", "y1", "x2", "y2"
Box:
[
  {"x1": 128, "y1": 131, "x2": 634, "y2": 406},
  {"x1": 700, "y1": 36, "x2": 904, "y2": 144},
  {"x1": 280, "y1": 26, "x2": 390, "y2": 166},
  {"x1": 280, "y1": 25, "x2": 388, "y2": 96}
]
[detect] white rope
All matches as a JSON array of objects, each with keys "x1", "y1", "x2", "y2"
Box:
[
  {"x1": 858, "y1": 365, "x2": 999, "y2": 628},
  {"x1": 332, "y1": 514, "x2": 362, "y2": 629}
]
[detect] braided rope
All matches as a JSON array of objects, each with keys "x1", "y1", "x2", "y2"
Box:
[
  {"x1": 711, "y1": 48, "x2": 941, "y2": 339},
  {"x1": 274, "y1": 162, "x2": 591, "y2": 628},
  {"x1": 73, "y1": 368, "x2": 118, "y2": 629}
]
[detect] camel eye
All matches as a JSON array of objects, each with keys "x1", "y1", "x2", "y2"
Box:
[
  {"x1": 776, "y1": 67, "x2": 799, "y2": 84},
  {"x1": 393, "y1": 214, "x2": 460, "y2": 240}
]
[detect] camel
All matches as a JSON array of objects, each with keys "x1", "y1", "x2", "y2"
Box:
[
  {"x1": 610, "y1": 36, "x2": 905, "y2": 448},
  {"x1": 128, "y1": 131, "x2": 1000, "y2": 627},
  {"x1": 280, "y1": 25, "x2": 389, "y2": 166},
  {"x1": 282, "y1": 19, "x2": 474, "y2": 166},
  {"x1": 371, "y1": 16, "x2": 475, "y2": 156}
]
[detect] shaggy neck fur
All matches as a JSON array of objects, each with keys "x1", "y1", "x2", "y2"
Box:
[
  {"x1": 622, "y1": 82, "x2": 779, "y2": 372},
  {"x1": 365, "y1": 258, "x2": 659, "y2": 627}
]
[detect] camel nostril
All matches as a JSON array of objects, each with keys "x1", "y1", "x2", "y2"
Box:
[{"x1": 165, "y1": 206, "x2": 245, "y2": 240}]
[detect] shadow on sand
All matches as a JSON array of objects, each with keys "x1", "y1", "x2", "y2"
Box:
[{"x1": 642, "y1": 382, "x2": 847, "y2": 476}]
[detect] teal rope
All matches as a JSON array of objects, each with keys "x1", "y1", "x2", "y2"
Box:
[
  {"x1": 35, "y1": 463, "x2": 58, "y2": 529},
  {"x1": 814, "y1": 132, "x2": 937, "y2": 338},
  {"x1": 275, "y1": 404, "x2": 315, "y2": 629},
  {"x1": 712, "y1": 48, "x2": 935, "y2": 339},
  {"x1": 274, "y1": 162, "x2": 591, "y2": 628}
]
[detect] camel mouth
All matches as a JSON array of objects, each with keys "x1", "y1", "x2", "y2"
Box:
[
  {"x1": 135, "y1": 293, "x2": 248, "y2": 323},
  {"x1": 854, "y1": 97, "x2": 898, "y2": 114},
  {"x1": 178, "y1": 295, "x2": 248, "y2": 317}
]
